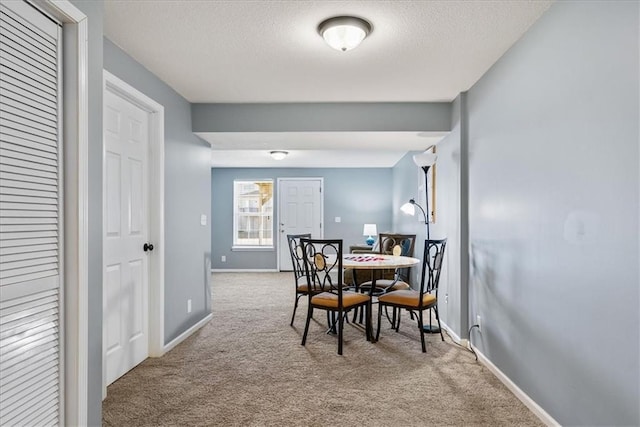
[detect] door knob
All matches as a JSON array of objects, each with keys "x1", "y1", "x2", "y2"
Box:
[{"x1": 143, "y1": 242, "x2": 154, "y2": 252}]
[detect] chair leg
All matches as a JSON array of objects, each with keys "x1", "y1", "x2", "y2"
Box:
[
  {"x1": 376, "y1": 303, "x2": 383, "y2": 341},
  {"x1": 418, "y1": 310, "x2": 426, "y2": 353},
  {"x1": 290, "y1": 294, "x2": 301, "y2": 326},
  {"x1": 351, "y1": 282, "x2": 360, "y2": 323},
  {"x1": 301, "y1": 306, "x2": 313, "y2": 346},
  {"x1": 434, "y1": 306, "x2": 445, "y2": 342},
  {"x1": 337, "y1": 309, "x2": 344, "y2": 355},
  {"x1": 383, "y1": 306, "x2": 396, "y2": 329},
  {"x1": 366, "y1": 302, "x2": 372, "y2": 342},
  {"x1": 396, "y1": 310, "x2": 402, "y2": 332},
  {"x1": 327, "y1": 311, "x2": 337, "y2": 334}
]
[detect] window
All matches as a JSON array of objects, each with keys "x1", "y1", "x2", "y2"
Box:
[{"x1": 233, "y1": 180, "x2": 274, "y2": 248}]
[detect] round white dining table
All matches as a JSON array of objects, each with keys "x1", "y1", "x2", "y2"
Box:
[
  {"x1": 342, "y1": 253, "x2": 420, "y2": 271},
  {"x1": 342, "y1": 253, "x2": 420, "y2": 342}
]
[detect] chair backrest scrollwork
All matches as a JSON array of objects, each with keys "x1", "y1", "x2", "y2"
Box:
[
  {"x1": 419, "y1": 238, "x2": 447, "y2": 306},
  {"x1": 287, "y1": 233, "x2": 311, "y2": 285},
  {"x1": 378, "y1": 233, "x2": 417, "y2": 284},
  {"x1": 300, "y1": 238, "x2": 343, "y2": 296}
]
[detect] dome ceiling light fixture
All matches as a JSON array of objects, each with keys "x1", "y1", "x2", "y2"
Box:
[
  {"x1": 318, "y1": 16, "x2": 372, "y2": 52},
  {"x1": 270, "y1": 150, "x2": 288, "y2": 160}
]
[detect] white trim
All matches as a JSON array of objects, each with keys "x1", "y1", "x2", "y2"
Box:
[
  {"x1": 102, "y1": 71, "x2": 165, "y2": 398},
  {"x1": 163, "y1": 313, "x2": 213, "y2": 353},
  {"x1": 440, "y1": 321, "x2": 469, "y2": 349},
  {"x1": 55, "y1": 20, "x2": 65, "y2": 427},
  {"x1": 472, "y1": 345, "x2": 560, "y2": 427},
  {"x1": 276, "y1": 177, "x2": 324, "y2": 270},
  {"x1": 211, "y1": 269, "x2": 279, "y2": 273},
  {"x1": 32, "y1": 0, "x2": 89, "y2": 424},
  {"x1": 231, "y1": 246, "x2": 275, "y2": 252}
]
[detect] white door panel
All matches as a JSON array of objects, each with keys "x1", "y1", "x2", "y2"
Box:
[
  {"x1": 103, "y1": 90, "x2": 149, "y2": 385},
  {"x1": 278, "y1": 179, "x2": 322, "y2": 271}
]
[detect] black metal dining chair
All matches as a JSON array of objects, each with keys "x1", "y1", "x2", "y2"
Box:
[
  {"x1": 376, "y1": 238, "x2": 447, "y2": 353},
  {"x1": 287, "y1": 233, "x2": 311, "y2": 326},
  {"x1": 300, "y1": 238, "x2": 371, "y2": 355},
  {"x1": 358, "y1": 233, "x2": 417, "y2": 295}
]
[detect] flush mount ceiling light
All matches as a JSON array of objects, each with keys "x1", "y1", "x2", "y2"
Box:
[
  {"x1": 318, "y1": 16, "x2": 372, "y2": 52},
  {"x1": 270, "y1": 151, "x2": 288, "y2": 160}
]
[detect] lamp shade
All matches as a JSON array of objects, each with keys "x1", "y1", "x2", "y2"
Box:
[
  {"x1": 413, "y1": 151, "x2": 437, "y2": 168},
  {"x1": 400, "y1": 198, "x2": 427, "y2": 224},
  {"x1": 400, "y1": 202, "x2": 416, "y2": 216},
  {"x1": 363, "y1": 223, "x2": 377, "y2": 246},
  {"x1": 318, "y1": 16, "x2": 371, "y2": 52},
  {"x1": 362, "y1": 223, "x2": 377, "y2": 236}
]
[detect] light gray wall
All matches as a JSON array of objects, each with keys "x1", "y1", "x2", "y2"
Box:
[
  {"x1": 68, "y1": 0, "x2": 104, "y2": 423},
  {"x1": 103, "y1": 39, "x2": 212, "y2": 343},
  {"x1": 211, "y1": 168, "x2": 392, "y2": 269},
  {"x1": 192, "y1": 103, "x2": 451, "y2": 132},
  {"x1": 427, "y1": 94, "x2": 469, "y2": 338},
  {"x1": 466, "y1": 1, "x2": 639, "y2": 425}
]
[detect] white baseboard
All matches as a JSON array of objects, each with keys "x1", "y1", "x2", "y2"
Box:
[
  {"x1": 440, "y1": 321, "x2": 469, "y2": 348},
  {"x1": 162, "y1": 313, "x2": 213, "y2": 354},
  {"x1": 211, "y1": 268, "x2": 279, "y2": 273},
  {"x1": 472, "y1": 344, "x2": 560, "y2": 427},
  {"x1": 441, "y1": 321, "x2": 558, "y2": 426}
]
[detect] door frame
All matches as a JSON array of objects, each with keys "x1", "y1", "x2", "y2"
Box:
[
  {"x1": 30, "y1": 0, "x2": 88, "y2": 424},
  {"x1": 276, "y1": 177, "x2": 324, "y2": 271},
  {"x1": 101, "y1": 71, "x2": 165, "y2": 397}
]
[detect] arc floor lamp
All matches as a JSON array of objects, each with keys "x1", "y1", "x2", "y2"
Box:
[{"x1": 401, "y1": 149, "x2": 439, "y2": 333}]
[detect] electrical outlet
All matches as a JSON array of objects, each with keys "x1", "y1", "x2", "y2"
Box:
[
  {"x1": 221, "y1": 255, "x2": 226, "y2": 262},
  {"x1": 476, "y1": 314, "x2": 482, "y2": 332},
  {"x1": 445, "y1": 293, "x2": 449, "y2": 304},
  {"x1": 187, "y1": 299, "x2": 192, "y2": 313}
]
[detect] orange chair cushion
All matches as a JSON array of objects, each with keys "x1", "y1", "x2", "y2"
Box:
[
  {"x1": 311, "y1": 291, "x2": 370, "y2": 309},
  {"x1": 378, "y1": 290, "x2": 436, "y2": 308}
]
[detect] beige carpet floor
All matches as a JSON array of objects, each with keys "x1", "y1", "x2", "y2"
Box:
[{"x1": 102, "y1": 272, "x2": 542, "y2": 426}]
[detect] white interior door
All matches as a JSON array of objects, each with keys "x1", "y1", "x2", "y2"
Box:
[
  {"x1": 103, "y1": 89, "x2": 150, "y2": 386},
  {"x1": 278, "y1": 178, "x2": 322, "y2": 271}
]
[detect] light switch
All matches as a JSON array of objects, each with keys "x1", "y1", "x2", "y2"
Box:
[
  {"x1": 200, "y1": 214, "x2": 207, "y2": 226},
  {"x1": 335, "y1": 217, "x2": 341, "y2": 223}
]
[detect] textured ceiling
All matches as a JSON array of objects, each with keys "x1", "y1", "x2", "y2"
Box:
[
  {"x1": 104, "y1": 0, "x2": 552, "y2": 167},
  {"x1": 104, "y1": 0, "x2": 552, "y2": 103}
]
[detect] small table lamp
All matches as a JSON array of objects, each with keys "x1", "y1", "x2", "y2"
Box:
[{"x1": 363, "y1": 223, "x2": 377, "y2": 246}]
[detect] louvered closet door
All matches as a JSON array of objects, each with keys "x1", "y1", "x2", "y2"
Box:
[{"x1": 0, "y1": 1, "x2": 62, "y2": 426}]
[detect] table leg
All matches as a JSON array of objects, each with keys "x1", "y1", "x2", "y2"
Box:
[{"x1": 368, "y1": 273, "x2": 377, "y2": 342}]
